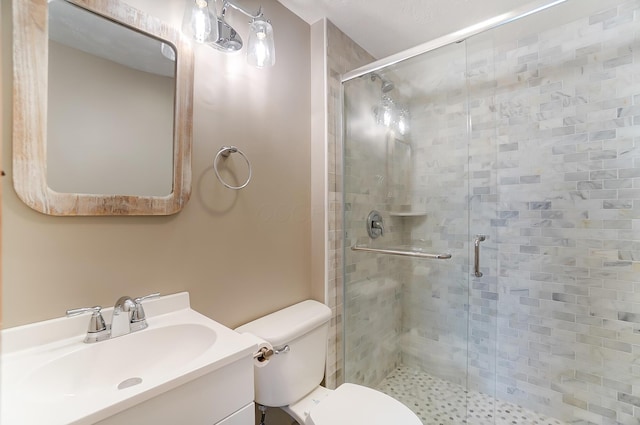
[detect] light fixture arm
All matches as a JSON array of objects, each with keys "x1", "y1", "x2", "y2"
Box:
[
  {"x1": 184, "y1": 0, "x2": 274, "y2": 67},
  {"x1": 221, "y1": 0, "x2": 263, "y2": 20}
]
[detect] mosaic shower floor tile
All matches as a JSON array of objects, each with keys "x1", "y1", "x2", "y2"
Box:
[{"x1": 376, "y1": 366, "x2": 569, "y2": 425}]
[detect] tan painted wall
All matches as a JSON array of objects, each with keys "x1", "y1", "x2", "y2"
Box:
[
  {"x1": 0, "y1": 0, "x2": 4, "y2": 333},
  {"x1": 1, "y1": 0, "x2": 313, "y2": 330}
]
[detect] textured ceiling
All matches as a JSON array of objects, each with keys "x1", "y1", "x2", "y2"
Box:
[{"x1": 276, "y1": 0, "x2": 534, "y2": 58}]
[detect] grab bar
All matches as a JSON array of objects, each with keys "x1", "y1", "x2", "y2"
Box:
[
  {"x1": 351, "y1": 245, "x2": 452, "y2": 260},
  {"x1": 474, "y1": 235, "x2": 487, "y2": 277}
]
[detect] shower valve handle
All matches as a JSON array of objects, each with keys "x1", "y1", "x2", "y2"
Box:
[{"x1": 367, "y1": 210, "x2": 384, "y2": 239}]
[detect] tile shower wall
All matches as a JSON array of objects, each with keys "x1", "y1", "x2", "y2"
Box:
[
  {"x1": 401, "y1": 42, "x2": 477, "y2": 390},
  {"x1": 492, "y1": 3, "x2": 640, "y2": 423},
  {"x1": 342, "y1": 73, "x2": 408, "y2": 387},
  {"x1": 404, "y1": 1, "x2": 640, "y2": 423},
  {"x1": 325, "y1": 21, "x2": 376, "y2": 388}
]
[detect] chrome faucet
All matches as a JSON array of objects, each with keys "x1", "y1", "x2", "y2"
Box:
[
  {"x1": 66, "y1": 293, "x2": 160, "y2": 343},
  {"x1": 110, "y1": 296, "x2": 137, "y2": 338}
]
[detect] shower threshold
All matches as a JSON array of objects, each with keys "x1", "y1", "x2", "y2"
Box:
[{"x1": 376, "y1": 366, "x2": 569, "y2": 425}]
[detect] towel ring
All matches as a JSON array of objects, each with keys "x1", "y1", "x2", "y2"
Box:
[{"x1": 213, "y1": 146, "x2": 252, "y2": 190}]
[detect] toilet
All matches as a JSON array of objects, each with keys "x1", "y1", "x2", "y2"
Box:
[{"x1": 235, "y1": 300, "x2": 422, "y2": 425}]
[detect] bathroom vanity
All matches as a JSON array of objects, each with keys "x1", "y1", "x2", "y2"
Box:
[{"x1": 1, "y1": 292, "x2": 256, "y2": 425}]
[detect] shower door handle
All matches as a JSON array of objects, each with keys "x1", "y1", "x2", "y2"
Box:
[{"x1": 474, "y1": 235, "x2": 487, "y2": 277}]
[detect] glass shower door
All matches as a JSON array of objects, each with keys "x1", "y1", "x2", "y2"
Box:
[
  {"x1": 344, "y1": 1, "x2": 640, "y2": 423},
  {"x1": 342, "y1": 40, "x2": 481, "y2": 424}
]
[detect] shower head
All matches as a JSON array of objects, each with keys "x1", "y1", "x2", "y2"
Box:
[
  {"x1": 381, "y1": 79, "x2": 395, "y2": 93},
  {"x1": 370, "y1": 72, "x2": 394, "y2": 93}
]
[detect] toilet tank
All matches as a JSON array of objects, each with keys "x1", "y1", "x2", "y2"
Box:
[{"x1": 235, "y1": 300, "x2": 332, "y2": 407}]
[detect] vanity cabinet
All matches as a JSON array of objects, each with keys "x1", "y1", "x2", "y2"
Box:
[
  {"x1": 96, "y1": 356, "x2": 255, "y2": 425},
  {"x1": 216, "y1": 403, "x2": 255, "y2": 425}
]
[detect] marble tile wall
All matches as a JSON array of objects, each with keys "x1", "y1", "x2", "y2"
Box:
[
  {"x1": 402, "y1": 1, "x2": 640, "y2": 423},
  {"x1": 489, "y1": 3, "x2": 640, "y2": 423},
  {"x1": 397, "y1": 43, "x2": 477, "y2": 391},
  {"x1": 340, "y1": 0, "x2": 640, "y2": 424},
  {"x1": 341, "y1": 73, "x2": 408, "y2": 387},
  {"x1": 325, "y1": 21, "x2": 375, "y2": 389}
]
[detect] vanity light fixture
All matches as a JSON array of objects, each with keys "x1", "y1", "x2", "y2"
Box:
[
  {"x1": 374, "y1": 97, "x2": 411, "y2": 135},
  {"x1": 182, "y1": 0, "x2": 217, "y2": 43},
  {"x1": 182, "y1": 0, "x2": 276, "y2": 68},
  {"x1": 397, "y1": 107, "x2": 410, "y2": 135},
  {"x1": 375, "y1": 96, "x2": 395, "y2": 127},
  {"x1": 246, "y1": 16, "x2": 275, "y2": 68}
]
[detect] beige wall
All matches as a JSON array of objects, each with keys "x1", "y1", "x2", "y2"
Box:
[
  {"x1": 0, "y1": 0, "x2": 3, "y2": 331},
  {"x1": 1, "y1": 0, "x2": 313, "y2": 330}
]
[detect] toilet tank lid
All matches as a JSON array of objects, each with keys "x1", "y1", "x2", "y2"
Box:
[{"x1": 235, "y1": 300, "x2": 331, "y2": 347}]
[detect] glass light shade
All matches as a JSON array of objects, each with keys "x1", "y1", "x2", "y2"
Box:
[
  {"x1": 383, "y1": 108, "x2": 393, "y2": 127},
  {"x1": 182, "y1": 0, "x2": 217, "y2": 44},
  {"x1": 397, "y1": 117, "x2": 407, "y2": 134},
  {"x1": 375, "y1": 96, "x2": 395, "y2": 127},
  {"x1": 397, "y1": 108, "x2": 410, "y2": 135},
  {"x1": 247, "y1": 18, "x2": 275, "y2": 68}
]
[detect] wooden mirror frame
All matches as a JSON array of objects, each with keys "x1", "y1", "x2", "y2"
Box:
[{"x1": 12, "y1": 0, "x2": 194, "y2": 215}]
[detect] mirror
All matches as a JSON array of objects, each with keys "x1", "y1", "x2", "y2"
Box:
[
  {"x1": 12, "y1": 0, "x2": 194, "y2": 215},
  {"x1": 47, "y1": 0, "x2": 176, "y2": 197}
]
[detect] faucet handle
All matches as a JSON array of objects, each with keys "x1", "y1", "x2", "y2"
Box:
[
  {"x1": 134, "y1": 293, "x2": 160, "y2": 305},
  {"x1": 130, "y1": 293, "x2": 160, "y2": 330},
  {"x1": 66, "y1": 306, "x2": 106, "y2": 332},
  {"x1": 66, "y1": 305, "x2": 102, "y2": 317},
  {"x1": 66, "y1": 306, "x2": 108, "y2": 342}
]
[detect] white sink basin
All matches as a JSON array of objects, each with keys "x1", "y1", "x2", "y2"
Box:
[
  {"x1": 1, "y1": 292, "x2": 257, "y2": 425},
  {"x1": 22, "y1": 323, "x2": 216, "y2": 398}
]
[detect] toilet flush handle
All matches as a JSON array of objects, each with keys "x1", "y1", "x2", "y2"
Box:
[
  {"x1": 274, "y1": 345, "x2": 290, "y2": 355},
  {"x1": 253, "y1": 344, "x2": 290, "y2": 363}
]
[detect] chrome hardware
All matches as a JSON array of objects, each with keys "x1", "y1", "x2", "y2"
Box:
[
  {"x1": 367, "y1": 210, "x2": 384, "y2": 239},
  {"x1": 67, "y1": 293, "x2": 161, "y2": 343},
  {"x1": 342, "y1": 1, "x2": 569, "y2": 84},
  {"x1": 474, "y1": 235, "x2": 487, "y2": 277},
  {"x1": 351, "y1": 245, "x2": 452, "y2": 260},
  {"x1": 213, "y1": 146, "x2": 252, "y2": 190},
  {"x1": 112, "y1": 293, "x2": 160, "y2": 337},
  {"x1": 66, "y1": 306, "x2": 109, "y2": 343},
  {"x1": 111, "y1": 296, "x2": 136, "y2": 338},
  {"x1": 130, "y1": 293, "x2": 160, "y2": 332},
  {"x1": 253, "y1": 344, "x2": 290, "y2": 363},
  {"x1": 273, "y1": 345, "x2": 290, "y2": 355},
  {"x1": 253, "y1": 347, "x2": 274, "y2": 363},
  {"x1": 131, "y1": 293, "x2": 160, "y2": 322}
]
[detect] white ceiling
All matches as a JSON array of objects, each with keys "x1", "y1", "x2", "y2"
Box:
[{"x1": 276, "y1": 0, "x2": 535, "y2": 59}]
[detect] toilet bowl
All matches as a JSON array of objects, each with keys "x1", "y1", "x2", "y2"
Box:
[{"x1": 235, "y1": 300, "x2": 421, "y2": 425}]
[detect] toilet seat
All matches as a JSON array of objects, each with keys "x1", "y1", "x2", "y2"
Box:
[{"x1": 305, "y1": 383, "x2": 421, "y2": 425}]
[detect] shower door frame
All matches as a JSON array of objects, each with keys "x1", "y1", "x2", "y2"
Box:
[
  {"x1": 337, "y1": 0, "x2": 636, "y2": 420},
  {"x1": 336, "y1": 0, "x2": 572, "y2": 413},
  {"x1": 341, "y1": 0, "x2": 567, "y2": 84}
]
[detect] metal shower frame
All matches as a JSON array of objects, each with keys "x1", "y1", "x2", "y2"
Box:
[{"x1": 341, "y1": 0, "x2": 567, "y2": 83}]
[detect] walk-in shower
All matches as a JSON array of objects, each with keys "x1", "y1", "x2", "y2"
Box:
[{"x1": 341, "y1": 0, "x2": 640, "y2": 423}]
